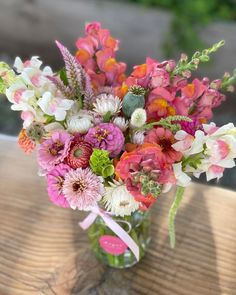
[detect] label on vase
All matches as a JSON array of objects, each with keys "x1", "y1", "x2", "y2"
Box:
[{"x1": 99, "y1": 235, "x2": 128, "y2": 256}]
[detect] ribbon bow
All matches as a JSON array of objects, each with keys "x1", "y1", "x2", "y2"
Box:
[{"x1": 79, "y1": 205, "x2": 140, "y2": 260}]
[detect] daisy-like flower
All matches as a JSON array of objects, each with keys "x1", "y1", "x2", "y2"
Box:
[
  {"x1": 103, "y1": 181, "x2": 140, "y2": 217},
  {"x1": 113, "y1": 116, "x2": 129, "y2": 132},
  {"x1": 145, "y1": 127, "x2": 182, "y2": 163},
  {"x1": 47, "y1": 163, "x2": 71, "y2": 208},
  {"x1": 93, "y1": 94, "x2": 122, "y2": 116},
  {"x1": 130, "y1": 108, "x2": 147, "y2": 128},
  {"x1": 37, "y1": 131, "x2": 72, "y2": 171},
  {"x1": 62, "y1": 168, "x2": 104, "y2": 210}
]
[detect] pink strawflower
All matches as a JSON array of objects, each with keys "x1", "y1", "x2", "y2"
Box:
[
  {"x1": 47, "y1": 164, "x2": 71, "y2": 208},
  {"x1": 144, "y1": 127, "x2": 182, "y2": 163},
  {"x1": 84, "y1": 123, "x2": 125, "y2": 157},
  {"x1": 62, "y1": 168, "x2": 104, "y2": 210},
  {"x1": 37, "y1": 131, "x2": 73, "y2": 171}
]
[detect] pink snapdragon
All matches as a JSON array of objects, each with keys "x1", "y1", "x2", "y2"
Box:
[{"x1": 76, "y1": 22, "x2": 126, "y2": 89}]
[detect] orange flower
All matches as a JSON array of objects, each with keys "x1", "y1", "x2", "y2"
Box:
[
  {"x1": 18, "y1": 129, "x2": 36, "y2": 154},
  {"x1": 131, "y1": 64, "x2": 147, "y2": 78}
]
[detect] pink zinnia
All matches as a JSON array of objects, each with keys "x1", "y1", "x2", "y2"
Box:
[
  {"x1": 62, "y1": 168, "x2": 104, "y2": 211},
  {"x1": 37, "y1": 131, "x2": 73, "y2": 171},
  {"x1": 144, "y1": 127, "x2": 182, "y2": 163},
  {"x1": 84, "y1": 123, "x2": 125, "y2": 157},
  {"x1": 47, "y1": 164, "x2": 71, "y2": 208}
]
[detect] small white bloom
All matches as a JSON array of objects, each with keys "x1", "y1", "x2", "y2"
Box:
[
  {"x1": 93, "y1": 94, "x2": 122, "y2": 116},
  {"x1": 44, "y1": 122, "x2": 64, "y2": 133},
  {"x1": 14, "y1": 56, "x2": 42, "y2": 73},
  {"x1": 103, "y1": 181, "x2": 139, "y2": 217},
  {"x1": 113, "y1": 116, "x2": 129, "y2": 132},
  {"x1": 131, "y1": 131, "x2": 145, "y2": 145},
  {"x1": 130, "y1": 108, "x2": 147, "y2": 128},
  {"x1": 38, "y1": 92, "x2": 74, "y2": 121},
  {"x1": 173, "y1": 163, "x2": 191, "y2": 187},
  {"x1": 67, "y1": 115, "x2": 93, "y2": 134}
]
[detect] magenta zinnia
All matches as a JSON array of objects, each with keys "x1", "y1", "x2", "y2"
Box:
[
  {"x1": 62, "y1": 168, "x2": 104, "y2": 210},
  {"x1": 84, "y1": 123, "x2": 125, "y2": 157},
  {"x1": 66, "y1": 139, "x2": 93, "y2": 169},
  {"x1": 37, "y1": 131, "x2": 73, "y2": 171},
  {"x1": 47, "y1": 164, "x2": 71, "y2": 208}
]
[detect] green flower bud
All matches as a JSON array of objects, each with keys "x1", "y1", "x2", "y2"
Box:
[
  {"x1": 122, "y1": 86, "x2": 145, "y2": 117},
  {"x1": 26, "y1": 122, "x2": 45, "y2": 142}
]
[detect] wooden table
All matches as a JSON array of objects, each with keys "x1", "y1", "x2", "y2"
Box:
[{"x1": 0, "y1": 138, "x2": 236, "y2": 295}]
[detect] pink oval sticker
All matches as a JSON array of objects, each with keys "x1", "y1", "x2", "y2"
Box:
[{"x1": 99, "y1": 235, "x2": 128, "y2": 256}]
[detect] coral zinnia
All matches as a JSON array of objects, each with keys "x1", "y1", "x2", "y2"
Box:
[
  {"x1": 66, "y1": 139, "x2": 93, "y2": 169},
  {"x1": 47, "y1": 163, "x2": 71, "y2": 208},
  {"x1": 18, "y1": 129, "x2": 36, "y2": 154},
  {"x1": 62, "y1": 168, "x2": 104, "y2": 210},
  {"x1": 115, "y1": 144, "x2": 175, "y2": 209},
  {"x1": 144, "y1": 127, "x2": 182, "y2": 163}
]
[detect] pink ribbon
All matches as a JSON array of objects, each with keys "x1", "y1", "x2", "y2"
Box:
[{"x1": 79, "y1": 205, "x2": 140, "y2": 261}]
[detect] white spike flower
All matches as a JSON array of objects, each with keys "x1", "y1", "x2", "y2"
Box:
[
  {"x1": 113, "y1": 116, "x2": 129, "y2": 132},
  {"x1": 103, "y1": 181, "x2": 140, "y2": 217},
  {"x1": 131, "y1": 131, "x2": 145, "y2": 145},
  {"x1": 93, "y1": 94, "x2": 122, "y2": 116},
  {"x1": 130, "y1": 108, "x2": 147, "y2": 128}
]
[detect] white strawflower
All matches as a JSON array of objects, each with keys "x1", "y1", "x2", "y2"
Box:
[
  {"x1": 130, "y1": 108, "x2": 147, "y2": 128},
  {"x1": 103, "y1": 181, "x2": 139, "y2": 217},
  {"x1": 93, "y1": 94, "x2": 122, "y2": 116},
  {"x1": 131, "y1": 131, "x2": 145, "y2": 145},
  {"x1": 113, "y1": 116, "x2": 129, "y2": 132},
  {"x1": 67, "y1": 110, "x2": 93, "y2": 134}
]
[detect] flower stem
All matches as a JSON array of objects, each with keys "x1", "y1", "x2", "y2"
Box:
[{"x1": 168, "y1": 186, "x2": 185, "y2": 248}]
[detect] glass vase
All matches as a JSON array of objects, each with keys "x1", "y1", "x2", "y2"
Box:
[{"x1": 87, "y1": 210, "x2": 151, "y2": 268}]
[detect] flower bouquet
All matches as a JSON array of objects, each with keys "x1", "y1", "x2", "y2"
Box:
[{"x1": 1, "y1": 22, "x2": 236, "y2": 269}]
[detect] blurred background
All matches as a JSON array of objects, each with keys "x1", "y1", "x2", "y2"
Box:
[{"x1": 0, "y1": 0, "x2": 236, "y2": 188}]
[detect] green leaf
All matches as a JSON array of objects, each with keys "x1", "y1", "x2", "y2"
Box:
[
  {"x1": 103, "y1": 111, "x2": 112, "y2": 123},
  {"x1": 168, "y1": 186, "x2": 185, "y2": 248},
  {"x1": 59, "y1": 68, "x2": 69, "y2": 86}
]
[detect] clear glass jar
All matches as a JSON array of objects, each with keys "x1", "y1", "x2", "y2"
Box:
[{"x1": 87, "y1": 210, "x2": 151, "y2": 268}]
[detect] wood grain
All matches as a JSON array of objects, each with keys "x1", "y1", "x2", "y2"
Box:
[{"x1": 0, "y1": 139, "x2": 236, "y2": 295}]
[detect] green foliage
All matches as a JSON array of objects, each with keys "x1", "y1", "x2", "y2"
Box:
[
  {"x1": 0, "y1": 62, "x2": 16, "y2": 94},
  {"x1": 220, "y1": 69, "x2": 236, "y2": 92},
  {"x1": 139, "y1": 115, "x2": 192, "y2": 133},
  {"x1": 168, "y1": 186, "x2": 185, "y2": 248},
  {"x1": 59, "y1": 68, "x2": 69, "y2": 86},
  {"x1": 128, "y1": 0, "x2": 236, "y2": 56},
  {"x1": 182, "y1": 153, "x2": 203, "y2": 170},
  {"x1": 90, "y1": 149, "x2": 115, "y2": 178},
  {"x1": 172, "y1": 40, "x2": 225, "y2": 77}
]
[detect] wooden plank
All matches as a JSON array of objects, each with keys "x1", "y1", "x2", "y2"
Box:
[{"x1": 0, "y1": 139, "x2": 236, "y2": 294}]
